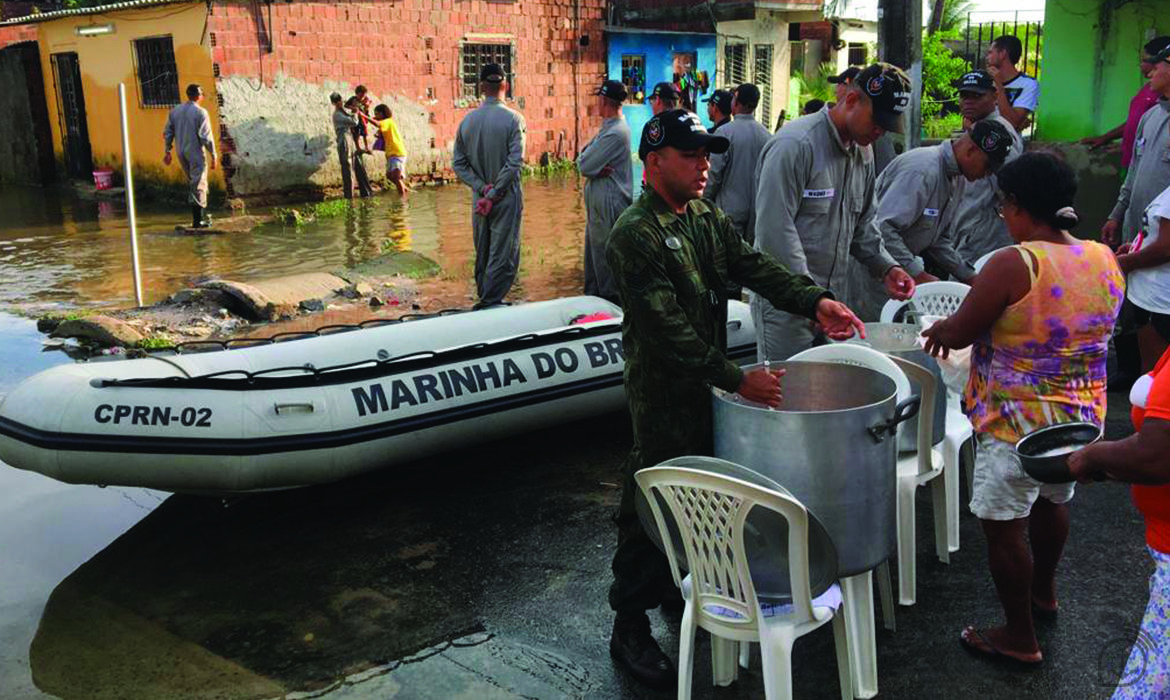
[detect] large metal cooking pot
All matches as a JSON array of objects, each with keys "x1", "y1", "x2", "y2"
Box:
[
  {"x1": 712, "y1": 361, "x2": 919, "y2": 577},
  {"x1": 843, "y1": 322, "x2": 947, "y2": 452},
  {"x1": 635, "y1": 456, "x2": 839, "y2": 604}
]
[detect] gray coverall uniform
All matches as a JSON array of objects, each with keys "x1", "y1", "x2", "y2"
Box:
[
  {"x1": 704, "y1": 113, "x2": 771, "y2": 245},
  {"x1": 852, "y1": 141, "x2": 974, "y2": 321},
  {"x1": 1111, "y1": 99, "x2": 1170, "y2": 244},
  {"x1": 953, "y1": 112, "x2": 1023, "y2": 266},
  {"x1": 577, "y1": 116, "x2": 632, "y2": 302},
  {"x1": 332, "y1": 108, "x2": 366, "y2": 199},
  {"x1": 452, "y1": 96, "x2": 527, "y2": 307},
  {"x1": 753, "y1": 108, "x2": 899, "y2": 360},
  {"x1": 163, "y1": 101, "x2": 217, "y2": 208}
]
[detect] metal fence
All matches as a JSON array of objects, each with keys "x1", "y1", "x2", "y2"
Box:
[{"x1": 962, "y1": 13, "x2": 1044, "y2": 77}]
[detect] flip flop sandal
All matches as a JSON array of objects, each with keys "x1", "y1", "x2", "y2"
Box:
[
  {"x1": 959, "y1": 627, "x2": 1043, "y2": 668},
  {"x1": 1031, "y1": 600, "x2": 1059, "y2": 620}
]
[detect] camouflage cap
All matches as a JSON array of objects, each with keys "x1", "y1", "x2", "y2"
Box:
[{"x1": 854, "y1": 63, "x2": 913, "y2": 134}]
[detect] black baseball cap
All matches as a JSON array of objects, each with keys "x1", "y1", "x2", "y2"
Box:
[
  {"x1": 1156, "y1": 44, "x2": 1170, "y2": 65},
  {"x1": 596, "y1": 79, "x2": 627, "y2": 102},
  {"x1": 651, "y1": 82, "x2": 679, "y2": 102},
  {"x1": 828, "y1": 66, "x2": 861, "y2": 85},
  {"x1": 1144, "y1": 37, "x2": 1170, "y2": 60},
  {"x1": 480, "y1": 63, "x2": 506, "y2": 83},
  {"x1": 734, "y1": 83, "x2": 760, "y2": 109},
  {"x1": 638, "y1": 110, "x2": 730, "y2": 161},
  {"x1": 953, "y1": 70, "x2": 995, "y2": 94},
  {"x1": 855, "y1": 63, "x2": 912, "y2": 134},
  {"x1": 704, "y1": 89, "x2": 733, "y2": 115},
  {"x1": 970, "y1": 118, "x2": 1013, "y2": 170}
]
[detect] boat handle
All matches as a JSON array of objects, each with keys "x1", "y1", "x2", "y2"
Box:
[
  {"x1": 274, "y1": 402, "x2": 315, "y2": 415},
  {"x1": 867, "y1": 395, "x2": 921, "y2": 443}
]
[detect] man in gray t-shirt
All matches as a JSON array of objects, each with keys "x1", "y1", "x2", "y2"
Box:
[
  {"x1": 330, "y1": 92, "x2": 361, "y2": 199},
  {"x1": 452, "y1": 63, "x2": 527, "y2": 308}
]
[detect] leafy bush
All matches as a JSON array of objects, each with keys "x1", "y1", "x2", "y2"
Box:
[
  {"x1": 921, "y1": 30, "x2": 969, "y2": 120},
  {"x1": 923, "y1": 113, "x2": 964, "y2": 139}
]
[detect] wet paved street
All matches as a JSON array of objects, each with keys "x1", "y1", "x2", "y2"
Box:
[{"x1": 0, "y1": 180, "x2": 1155, "y2": 699}]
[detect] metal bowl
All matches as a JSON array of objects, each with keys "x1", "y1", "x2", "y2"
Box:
[
  {"x1": 1014, "y1": 422, "x2": 1102, "y2": 484},
  {"x1": 635, "y1": 456, "x2": 839, "y2": 605}
]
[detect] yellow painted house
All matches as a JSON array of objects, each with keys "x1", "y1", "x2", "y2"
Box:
[{"x1": 5, "y1": 0, "x2": 223, "y2": 192}]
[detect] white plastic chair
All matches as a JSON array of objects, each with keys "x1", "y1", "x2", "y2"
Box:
[
  {"x1": 636, "y1": 463, "x2": 853, "y2": 700},
  {"x1": 885, "y1": 356, "x2": 949, "y2": 606},
  {"x1": 879, "y1": 281, "x2": 975, "y2": 554},
  {"x1": 972, "y1": 250, "x2": 998, "y2": 274},
  {"x1": 788, "y1": 345, "x2": 907, "y2": 698}
]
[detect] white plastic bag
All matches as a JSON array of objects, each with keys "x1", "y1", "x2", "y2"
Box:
[{"x1": 917, "y1": 315, "x2": 971, "y2": 396}]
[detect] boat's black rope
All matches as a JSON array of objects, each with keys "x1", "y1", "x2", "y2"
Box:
[{"x1": 98, "y1": 316, "x2": 623, "y2": 390}]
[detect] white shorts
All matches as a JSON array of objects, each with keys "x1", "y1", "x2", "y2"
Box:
[
  {"x1": 386, "y1": 156, "x2": 406, "y2": 174},
  {"x1": 969, "y1": 433, "x2": 1076, "y2": 521}
]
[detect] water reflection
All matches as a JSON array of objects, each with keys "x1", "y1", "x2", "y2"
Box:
[
  {"x1": 0, "y1": 313, "x2": 169, "y2": 699},
  {"x1": 0, "y1": 177, "x2": 589, "y2": 316}
]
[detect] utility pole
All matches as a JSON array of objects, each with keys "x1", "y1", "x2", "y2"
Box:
[{"x1": 878, "y1": 0, "x2": 923, "y2": 150}]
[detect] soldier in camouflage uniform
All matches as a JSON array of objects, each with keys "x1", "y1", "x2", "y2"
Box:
[{"x1": 605, "y1": 109, "x2": 867, "y2": 689}]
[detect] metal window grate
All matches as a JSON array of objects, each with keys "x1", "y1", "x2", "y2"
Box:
[
  {"x1": 133, "y1": 35, "x2": 180, "y2": 108},
  {"x1": 724, "y1": 42, "x2": 747, "y2": 87},
  {"x1": 847, "y1": 43, "x2": 867, "y2": 66},
  {"x1": 461, "y1": 42, "x2": 513, "y2": 98},
  {"x1": 753, "y1": 44, "x2": 774, "y2": 127},
  {"x1": 620, "y1": 54, "x2": 645, "y2": 103}
]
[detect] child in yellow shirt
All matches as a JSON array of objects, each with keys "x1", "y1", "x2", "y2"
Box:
[{"x1": 372, "y1": 104, "x2": 410, "y2": 196}]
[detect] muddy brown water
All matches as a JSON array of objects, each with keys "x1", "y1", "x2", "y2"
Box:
[{"x1": 0, "y1": 177, "x2": 592, "y2": 316}]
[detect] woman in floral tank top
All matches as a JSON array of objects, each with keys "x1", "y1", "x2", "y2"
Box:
[{"x1": 923, "y1": 153, "x2": 1125, "y2": 666}]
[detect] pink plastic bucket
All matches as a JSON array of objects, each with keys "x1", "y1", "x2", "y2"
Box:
[{"x1": 93, "y1": 170, "x2": 114, "y2": 190}]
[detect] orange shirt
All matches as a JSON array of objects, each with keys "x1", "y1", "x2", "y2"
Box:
[{"x1": 1130, "y1": 347, "x2": 1170, "y2": 554}]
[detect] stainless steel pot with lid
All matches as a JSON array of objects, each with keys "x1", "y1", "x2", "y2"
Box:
[
  {"x1": 842, "y1": 322, "x2": 947, "y2": 452},
  {"x1": 712, "y1": 361, "x2": 919, "y2": 577}
]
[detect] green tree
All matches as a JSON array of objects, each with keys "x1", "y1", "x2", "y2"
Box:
[{"x1": 921, "y1": 30, "x2": 968, "y2": 120}]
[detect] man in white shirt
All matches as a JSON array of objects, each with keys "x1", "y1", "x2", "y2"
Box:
[{"x1": 986, "y1": 35, "x2": 1039, "y2": 132}]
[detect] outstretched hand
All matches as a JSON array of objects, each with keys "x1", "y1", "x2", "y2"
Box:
[
  {"x1": 921, "y1": 320, "x2": 951, "y2": 360},
  {"x1": 815, "y1": 298, "x2": 866, "y2": 341},
  {"x1": 884, "y1": 267, "x2": 916, "y2": 300}
]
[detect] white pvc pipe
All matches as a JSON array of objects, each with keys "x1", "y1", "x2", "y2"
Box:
[{"x1": 118, "y1": 82, "x2": 143, "y2": 307}]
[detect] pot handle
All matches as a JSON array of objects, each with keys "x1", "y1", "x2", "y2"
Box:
[{"x1": 867, "y1": 395, "x2": 921, "y2": 443}]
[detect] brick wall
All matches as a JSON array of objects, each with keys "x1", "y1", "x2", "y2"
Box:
[
  {"x1": 207, "y1": 0, "x2": 606, "y2": 198},
  {"x1": 0, "y1": 24, "x2": 36, "y2": 48}
]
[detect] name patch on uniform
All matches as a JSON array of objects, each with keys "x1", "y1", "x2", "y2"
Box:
[
  {"x1": 923, "y1": 208, "x2": 940, "y2": 217},
  {"x1": 802, "y1": 188, "x2": 835, "y2": 199},
  {"x1": 664, "y1": 236, "x2": 682, "y2": 250}
]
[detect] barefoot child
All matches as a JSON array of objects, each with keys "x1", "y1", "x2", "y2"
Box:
[{"x1": 371, "y1": 104, "x2": 410, "y2": 196}]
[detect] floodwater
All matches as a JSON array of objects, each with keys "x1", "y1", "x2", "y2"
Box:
[
  {"x1": 0, "y1": 176, "x2": 597, "y2": 699},
  {"x1": 0, "y1": 176, "x2": 595, "y2": 317}
]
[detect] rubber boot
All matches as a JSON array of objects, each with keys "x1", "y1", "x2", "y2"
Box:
[
  {"x1": 609, "y1": 614, "x2": 674, "y2": 690},
  {"x1": 192, "y1": 205, "x2": 204, "y2": 229}
]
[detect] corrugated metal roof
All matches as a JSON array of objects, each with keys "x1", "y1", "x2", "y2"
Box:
[{"x1": 0, "y1": 0, "x2": 189, "y2": 26}]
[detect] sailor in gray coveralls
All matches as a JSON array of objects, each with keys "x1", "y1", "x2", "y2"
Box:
[
  {"x1": 452, "y1": 63, "x2": 527, "y2": 309},
  {"x1": 577, "y1": 79, "x2": 633, "y2": 303},
  {"x1": 163, "y1": 83, "x2": 217, "y2": 229}
]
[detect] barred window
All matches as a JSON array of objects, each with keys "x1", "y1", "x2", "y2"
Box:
[
  {"x1": 620, "y1": 54, "x2": 645, "y2": 103},
  {"x1": 132, "y1": 35, "x2": 180, "y2": 108},
  {"x1": 753, "y1": 44, "x2": 774, "y2": 127},
  {"x1": 461, "y1": 42, "x2": 513, "y2": 99},
  {"x1": 847, "y1": 42, "x2": 867, "y2": 66},
  {"x1": 724, "y1": 42, "x2": 747, "y2": 86}
]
